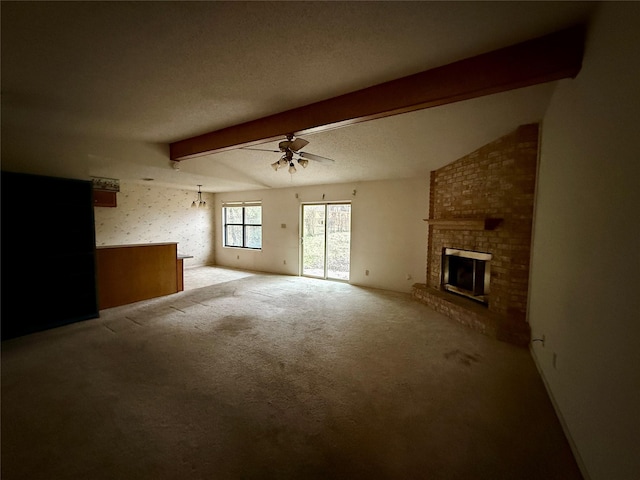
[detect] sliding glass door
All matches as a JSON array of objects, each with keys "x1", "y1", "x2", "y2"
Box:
[{"x1": 301, "y1": 203, "x2": 351, "y2": 280}]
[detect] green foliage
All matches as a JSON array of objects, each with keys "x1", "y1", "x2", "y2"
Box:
[{"x1": 303, "y1": 231, "x2": 350, "y2": 279}]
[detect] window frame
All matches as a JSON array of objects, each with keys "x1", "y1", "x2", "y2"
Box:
[{"x1": 222, "y1": 201, "x2": 262, "y2": 250}]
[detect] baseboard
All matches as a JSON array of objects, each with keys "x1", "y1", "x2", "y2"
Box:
[{"x1": 529, "y1": 347, "x2": 592, "y2": 480}]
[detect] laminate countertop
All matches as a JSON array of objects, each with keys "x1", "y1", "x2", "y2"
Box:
[{"x1": 96, "y1": 242, "x2": 177, "y2": 250}]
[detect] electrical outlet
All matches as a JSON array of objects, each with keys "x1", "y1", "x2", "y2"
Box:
[
  {"x1": 283, "y1": 260, "x2": 287, "y2": 265},
  {"x1": 365, "y1": 269, "x2": 369, "y2": 276},
  {"x1": 237, "y1": 255, "x2": 240, "y2": 260}
]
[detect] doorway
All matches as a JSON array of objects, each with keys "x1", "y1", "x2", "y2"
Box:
[{"x1": 301, "y1": 203, "x2": 351, "y2": 280}]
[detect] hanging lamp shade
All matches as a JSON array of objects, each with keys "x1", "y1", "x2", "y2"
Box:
[{"x1": 191, "y1": 185, "x2": 206, "y2": 208}]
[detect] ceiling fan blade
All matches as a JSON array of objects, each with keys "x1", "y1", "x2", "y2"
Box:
[
  {"x1": 289, "y1": 138, "x2": 309, "y2": 152},
  {"x1": 298, "y1": 151, "x2": 335, "y2": 164},
  {"x1": 278, "y1": 140, "x2": 292, "y2": 151},
  {"x1": 241, "y1": 147, "x2": 280, "y2": 153}
]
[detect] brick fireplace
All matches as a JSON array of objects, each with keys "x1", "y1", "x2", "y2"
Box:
[{"x1": 413, "y1": 124, "x2": 538, "y2": 346}]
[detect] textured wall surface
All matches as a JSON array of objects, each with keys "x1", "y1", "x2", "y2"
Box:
[
  {"x1": 528, "y1": 3, "x2": 640, "y2": 479},
  {"x1": 214, "y1": 177, "x2": 429, "y2": 293},
  {"x1": 94, "y1": 182, "x2": 215, "y2": 267}
]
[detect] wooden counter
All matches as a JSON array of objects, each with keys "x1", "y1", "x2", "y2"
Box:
[{"x1": 96, "y1": 243, "x2": 180, "y2": 309}]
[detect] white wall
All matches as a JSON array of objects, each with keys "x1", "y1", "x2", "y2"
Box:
[
  {"x1": 94, "y1": 182, "x2": 215, "y2": 267},
  {"x1": 214, "y1": 177, "x2": 429, "y2": 293},
  {"x1": 529, "y1": 4, "x2": 640, "y2": 480}
]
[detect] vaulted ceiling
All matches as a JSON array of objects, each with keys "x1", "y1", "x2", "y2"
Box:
[{"x1": 1, "y1": 1, "x2": 596, "y2": 192}]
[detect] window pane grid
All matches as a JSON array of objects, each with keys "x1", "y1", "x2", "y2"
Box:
[{"x1": 223, "y1": 205, "x2": 262, "y2": 249}]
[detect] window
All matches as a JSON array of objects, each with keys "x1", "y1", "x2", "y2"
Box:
[{"x1": 222, "y1": 202, "x2": 262, "y2": 249}]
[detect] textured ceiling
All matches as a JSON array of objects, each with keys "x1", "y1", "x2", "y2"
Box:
[{"x1": 1, "y1": 1, "x2": 596, "y2": 192}]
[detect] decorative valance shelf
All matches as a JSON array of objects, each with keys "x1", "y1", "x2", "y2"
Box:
[{"x1": 422, "y1": 218, "x2": 503, "y2": 230}]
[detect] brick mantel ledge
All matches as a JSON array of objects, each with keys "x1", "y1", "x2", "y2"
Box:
[{"x1": 422, "y1": 218, "x2": 503, "y2": 230}]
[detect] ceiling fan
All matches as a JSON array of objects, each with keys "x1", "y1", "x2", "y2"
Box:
[{"x1": 241, "y1": 134, "x2": 336, "y2": 174}]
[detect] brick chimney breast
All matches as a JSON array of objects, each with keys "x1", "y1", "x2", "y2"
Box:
[{"x1": 415, "y1": 124, "x2": 539, "y2": 346}]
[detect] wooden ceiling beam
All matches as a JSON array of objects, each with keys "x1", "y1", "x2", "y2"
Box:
[{"x1": 170, "y1": 25, "x2": 585, "y2": 160}]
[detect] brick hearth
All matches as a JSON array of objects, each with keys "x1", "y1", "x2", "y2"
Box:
[{"x1": 413, "y1": 124, "x2": 538, "y2": 346}]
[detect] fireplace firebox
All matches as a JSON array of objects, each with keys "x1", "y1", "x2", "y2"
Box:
[{"x1": 442, "y1": 248, "x2": 491, "y2": 304}]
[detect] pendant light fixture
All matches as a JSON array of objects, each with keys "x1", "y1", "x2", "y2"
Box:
[{"x1": 191, "y1": 185, "x2": 206, "y2": 208}]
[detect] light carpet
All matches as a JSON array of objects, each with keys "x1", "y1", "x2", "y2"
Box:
[{"x1": 1, "y1": 269, "x2": 581, "y2": 479}]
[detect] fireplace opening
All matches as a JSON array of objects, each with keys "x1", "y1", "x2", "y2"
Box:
[{"x1": 442, "y1": 248, "x2": 491, "y2": 304}]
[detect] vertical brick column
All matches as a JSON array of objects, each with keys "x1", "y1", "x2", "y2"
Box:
[
  {"x1": 426, "y1": 171, "x2": 436, "y2": 285},
  {"x1": 419, "y1": 124, "x2": 538, "y2": 343}
]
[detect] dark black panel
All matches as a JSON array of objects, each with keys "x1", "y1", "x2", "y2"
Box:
[
  {"x1": 449, "y1": 256, "x2": 475, "y2": 292},
  {"x1": 1, "y1": 171, "x2": 99, "y2": 339}
]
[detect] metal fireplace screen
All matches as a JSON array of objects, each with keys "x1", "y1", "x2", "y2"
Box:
[{"x1": 442, "y1": 248, "x2": 492, "y2": 303}]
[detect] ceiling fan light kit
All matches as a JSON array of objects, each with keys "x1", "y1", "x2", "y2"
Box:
[{"x1": 242, "y1": 134, "x2": 335, "y2": 174}]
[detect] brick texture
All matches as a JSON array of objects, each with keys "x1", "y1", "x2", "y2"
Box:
[{"x1": 414, "y1": 124, "x2": 539, "y2": 346}]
